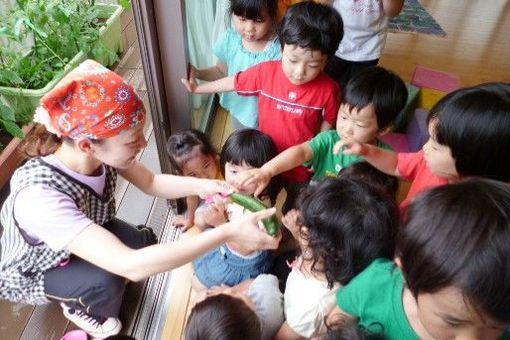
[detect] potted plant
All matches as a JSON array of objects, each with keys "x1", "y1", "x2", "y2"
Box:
[{"x1": 0, "y1": 0, "x2": 124, "y2": 187}]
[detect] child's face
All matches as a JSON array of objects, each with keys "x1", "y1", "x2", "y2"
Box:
[
  {"x1": 336, "y1": 103, "x2": 380, "y2": 144},
  {"x1": 232, "y1": 11, "x2": 272, "y2": 43},
  {"x1": 415, "y1": 287, "x2": 507, "y2": 339},
  {"x1": 224, "y1": 162, "x2": 257, "y2": 195},
  {"x1": 181, "y1": 146, "x2": 218, "y2": 179},
  {"x1": 92, "y1": 121, "x2": 147, "y2": 169},
  {"x1": 422, "y1": 120, "x2": 458, "y2": 179},
  {"x1": 281, "y1": 44, "x2": 327, "y2": 85}
]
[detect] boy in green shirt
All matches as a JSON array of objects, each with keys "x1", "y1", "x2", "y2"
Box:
[
  {"x1": 236, "y1": 66, "x2": 407, "y2": 194},
  {"x1": 329, "y1": 180, "x2": 510, "y2": 340}
]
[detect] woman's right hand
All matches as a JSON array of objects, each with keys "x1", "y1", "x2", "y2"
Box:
[{"x1": 226, "y1": 208, "x2": 281, "y2": 250}]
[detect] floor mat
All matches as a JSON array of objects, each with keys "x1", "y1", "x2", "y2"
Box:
[{"x1": 388, "y1": 0, "x2": 447, "y2": 37}]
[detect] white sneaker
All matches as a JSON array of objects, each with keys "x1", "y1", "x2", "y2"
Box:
[{"x1": 61, "y1": 303, "x2": 122, "y2": 339}]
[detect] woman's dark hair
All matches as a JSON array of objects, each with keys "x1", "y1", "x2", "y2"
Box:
[
  {"x1": 229, "y1": 0, "x2": 278, "y2": 23},
  {"x1": 343, "y1": 66, "x2": 408, "y2": 130},
  {"x1": 338, "y1": 161, "x2": 399, "y2": 201},
  {"x1": 166, "y1": 129, "x2": 216, "y2": 174},
  {"x1": 399, "y1": 178, "x2": 510, "y2": 324},
  {"x1": 220, "y1": 129, "x2": 279, "y2": 201},
  {"x1": 297, "y1": 177, "x2": 398, "y2": 288},
  {"x1": 278, "y1": 1, "x2": 343, "y2": 58},
  {"x1": 185, "y1": 294, "x2": 261, "y2": 340},
  {"x1": 427, "y1": 82, "x2": 510, "y2": 181}
]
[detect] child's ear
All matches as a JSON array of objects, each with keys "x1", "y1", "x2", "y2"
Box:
[
  {"x1": 377, "y1": 125, "x2": 393, "y2": 136},
  {"x1": 394, "y1": 256, "x2": 402, "y2": 268}
]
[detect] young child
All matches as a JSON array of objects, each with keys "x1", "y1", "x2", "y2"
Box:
[
  {"x1": 329, "y1": 179, "x2": 510, "y2": 339},
  {"x1": 336, "y1": 82, "x2": 510, "y2": 207},
  {"x1": 166, "y1": 129, "x2": 220, "y2": 230},
  {"x1": 0, "y1": 60, "x2": 280, "y2": 339},
  {"x1": 192, "y1": 129, "x2": 280, "y2": 290},
  {"x1": 182, "y1": 1, "x2": 343, "y2": 212},
  {"x1": 276, "y1": 177, "x2": 398, "y2": 339},
  {"x1": 188, "y1": 0, "x2": 280, "y2": 130},
  {"x1": 185, "y1": 274, "x2": 284, "y2": 340},
  {"x1": 236, "y1": 66, "x2": 407, "y2": 195},
  {"x1": 321, "y1": 0, "x2": 404, "y2": 87}
]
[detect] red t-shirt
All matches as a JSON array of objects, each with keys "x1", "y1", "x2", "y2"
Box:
[
  {"x1": 397, "y1": 151, "x2": 449, "y2": 207},
  {"x1": 234, "y1": 60, "x2": 339, "y2": 182}
]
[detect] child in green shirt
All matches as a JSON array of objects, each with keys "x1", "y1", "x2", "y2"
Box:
[
  {"x1": 328, "y1": 179, "x2": 510, "y2": 340},
  {"x1": 235, "y1": 66, "x2": 407, "y2": 194}
]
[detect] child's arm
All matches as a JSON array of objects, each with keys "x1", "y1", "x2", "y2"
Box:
[
  {"x1": 382, "y1": 0, "x2": 405, "y2": 17},
  {"x1": 333, "y1": 137, "x2": 400, "y2": 177},
  {"x1": 119, "y1": 162, "x2": 232, "y2": 199},
  {"x1": 326, "y1": 306, "x2": 358, "y2": 331},
  {"x1": 236, "y1": 142, "x2": 314, "y2": 197},
  {"x1": 181, "y1": 75, "x2": 235, "y2": 94},
  {"x1": 191, "y1": 61, "x2": 227, "y2": 82}
]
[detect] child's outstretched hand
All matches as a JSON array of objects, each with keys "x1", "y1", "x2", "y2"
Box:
[
  {"x1": 333, "y1": 135, "x2": 366, "y2": 156},
  {"x1": 181, "y1": 64, "x2": 199, "y2": 92},
  {"x1": 173, "y1": 215, "x2": 194, "y2": 232},
  {"x1": 282, "y1": 209, "x2": 302, "y2": 241},
  {"x1": 227, "y1": 208, "x2": 281, "y2": 250},
  {"x1": 235, "y1": 168, "x2": 271, "y2": 198}
]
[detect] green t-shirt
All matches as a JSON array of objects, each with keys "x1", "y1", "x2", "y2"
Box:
[
  {"x1": 337, "y1": 259, "x2": 417, "y2": 339},
  {"x1": 337, "y1": 259, "x2": 510, "y2": 340},
  {"x1": 304, "y1": 130, "x2": 392, "y2": 181}
]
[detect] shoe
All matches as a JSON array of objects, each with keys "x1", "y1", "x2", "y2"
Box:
[{"x1": 61, "y1": 303, "x2": 122, "y2": 339}]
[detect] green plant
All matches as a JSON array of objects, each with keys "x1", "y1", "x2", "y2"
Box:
[{"x1": 0, "y1": 0, "x2": 121, "y2": 142}]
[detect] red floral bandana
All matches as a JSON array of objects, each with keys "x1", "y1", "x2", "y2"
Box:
[{"x1": 36, "y1": 59, "x2": 145, "y2": 139}]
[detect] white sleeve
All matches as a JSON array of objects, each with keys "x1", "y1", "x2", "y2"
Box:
[{"x1": 14, "y1": 185, "x2": 94, "y2": 251}]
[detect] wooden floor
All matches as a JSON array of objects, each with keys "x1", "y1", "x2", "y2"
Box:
[{"x1": 160, "y1": 1, "x2": 510, "y2": 339}]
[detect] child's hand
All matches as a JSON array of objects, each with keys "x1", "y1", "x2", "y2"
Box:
[
  {"x1": 173, "y1": 215, "x2": 194, "y2": 231},
  {"x1": 282, "y1": 209, "x2": 302, "y2": 240},
  {"x1": 181, "y1": 64, "x2": 199, "y2": 92},
  {"x1": 226, "y1": 208, "x2": 281, "y2": 249},
  {"x1": 195, "y1": 178, "x2": 234, "y2": 199},
  {"x1": 235, "y1": 168, "x2": 271, "y2": 197},
  {"x1": 333, "y1": 136, "x2": 366, "y2": 156}
]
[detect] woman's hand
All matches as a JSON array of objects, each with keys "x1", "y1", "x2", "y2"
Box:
[
  {"x1": 194, "y1": 178, "x2": 234, "y2": 199},
  {"x1": 226, "y1": 208, "x2": 281, "y2": 250}
]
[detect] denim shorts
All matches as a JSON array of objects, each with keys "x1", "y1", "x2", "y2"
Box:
[{"x1": 193, "y1": 245, "x2": 272, "y2": 288}]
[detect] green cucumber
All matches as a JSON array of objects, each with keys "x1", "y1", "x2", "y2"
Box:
[{"x1": 230, "y1": 192, "x2": 279, "y2": 236}]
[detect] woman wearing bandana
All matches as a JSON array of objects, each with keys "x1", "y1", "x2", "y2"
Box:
[{"x1": 0, "y1": 60, "x2": 280, "y2": 339}]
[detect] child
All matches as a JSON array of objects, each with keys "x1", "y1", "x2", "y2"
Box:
[
  {"x1": 166, "y1": 129, "x2": 220, "y2": 230},
  {"x1": 182, "y1": 1, "x2": 343, "y2": 212},
  {"x1": 322, "y1": 0, "x2": 405, "y2": 87},
  {"x1": 188, "y1": 0, "x2": 279, "y2": 130},
  {"x1": 0, "y1": 60, "x2": 280, "y2": 339},
  {"x1": 236, "y1": 66, "x2": 407, "y2": 195},
  {"x1": 276, "y1": 177, "x2": 398, "y2": 339},
  {"x1": 329, "y1": 179, "x2": 510, "y2": 339},
  {"x1": 335, "y1": 82, "x2": 510, "y2": 207},
  {"x1": 185, "y1": 274, "x2": 284, "y2": 340},
  {"x1": 192, "y1": 129, "x2": 280, "y2": 289}
]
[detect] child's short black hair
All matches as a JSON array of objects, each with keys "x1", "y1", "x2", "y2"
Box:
[
  {"x1": 185, "y1": 294, "x2": 261, "y2": 340},
  {"x1": 324, "y1": 320, "x2": 385, "y2": 340},
  {"x1": 229, "y1": 0, "x2": 278, "y2": 22},
  {"x1": 278, "y1": 1, "x2": 343, "y2": 58},
  {"x1": 427, "y1": 82, "x2": 510, "y2": 182},
  {"x1": 166, "y1": 129, "x2": 216, "y2": 174},
  {"x1": 297, "y1": 177, "x2": 398, "y2": 288},
  {"x1": 399, "y1": 179, "x2": 510, "y2": 324},
  {"x1": 343, "y1": 66, "x2": 408, "y2": 130},
  {"x1": 220, "y1": 129, "x2": 279, "y2": 200},
  {"x1": 338, "y1": 161, "x2": 399, "y2": 201}
]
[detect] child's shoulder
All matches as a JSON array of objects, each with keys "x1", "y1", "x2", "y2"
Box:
[{"x1": 349, "y1": 258, "x2": 399, "y2": 286}]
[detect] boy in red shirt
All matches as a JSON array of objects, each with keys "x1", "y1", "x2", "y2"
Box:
[{"x1": 182, "y1": 2, "x2": 343, "y2": 211}]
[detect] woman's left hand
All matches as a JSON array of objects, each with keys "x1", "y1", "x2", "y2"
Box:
[{"x1": 195, "y1": 178, "x2": 234, "y2": 199}]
